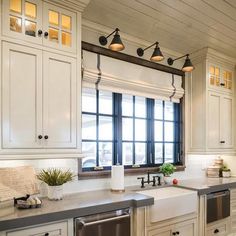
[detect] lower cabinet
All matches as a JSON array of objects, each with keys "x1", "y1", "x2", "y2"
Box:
[
  {"x1": 206, "y1": 218, "x2": 230, "y2": 236},
  {"x1": 0, "y1": 220, "x2": 73, "y2": 236},
  {"x1": 147, "y1": 218, "x2": 197, "y2": 236}
]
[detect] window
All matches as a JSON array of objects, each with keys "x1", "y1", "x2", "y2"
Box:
[{"x1": 82, "y1": 88, "x2": 182, "y2": 172}]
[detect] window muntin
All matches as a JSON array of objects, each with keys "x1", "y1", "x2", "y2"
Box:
[{"x1": 81, "y1": 88, "x2": 182, "y2": 171}]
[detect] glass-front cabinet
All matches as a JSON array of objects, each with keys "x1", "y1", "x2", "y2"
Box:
[
  {"x1": 209, "y1": 64, "x2": 233, "y2": 92},
  {"x1": 2, "y1": 0, "x2": 76, "y2": 53}
]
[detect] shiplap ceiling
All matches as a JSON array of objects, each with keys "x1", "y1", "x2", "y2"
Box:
[{"x1": 83, "y1": 0, "x2": 236, "y2": 58}]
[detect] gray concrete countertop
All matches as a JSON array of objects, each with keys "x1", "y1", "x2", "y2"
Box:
[
  {"x1": 0, "y1": 189, "x2": 153, "y2": 232},
  {"x1": 176, "y1": 177, "x2": 236, "y2": 195}
]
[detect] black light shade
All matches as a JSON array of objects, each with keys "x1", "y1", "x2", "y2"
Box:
[
  {"x1": 182, "y1": 55, "x2": 194, "y2": 72},
  {"x1": 109, "y1": 31, "x2": 125, "y2": 51},
  {"x1": 150, "y1": 45, "x2": 164, "y2": 62},
  {"x1": 99, "y1": 28, "x2": 125, "y2": 52}
]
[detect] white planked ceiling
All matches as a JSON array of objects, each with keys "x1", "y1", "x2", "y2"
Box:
[{"x1": 83, "y1": 0, "x2": 236, "y2": 59}]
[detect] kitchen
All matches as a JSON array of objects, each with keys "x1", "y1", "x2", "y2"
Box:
[{"x1": 0, "y1": 0, "x2": 236, "y2": 235}]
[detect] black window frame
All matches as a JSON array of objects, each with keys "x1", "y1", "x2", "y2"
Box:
[{"x1": 81, "y1": 89, "x2": 183, "y2": 173}]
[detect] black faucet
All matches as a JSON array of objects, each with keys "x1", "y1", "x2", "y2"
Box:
[{"x1": 137, "y1": 171, "x2": 161, "y2": 188}]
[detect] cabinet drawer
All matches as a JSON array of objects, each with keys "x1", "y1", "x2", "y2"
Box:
[
  {"x1": 207, "y1": 219, "x2": 229, "y2": 236},
  {"x1": 6, "y1": 221, "x2": 68, "y2": 236}
]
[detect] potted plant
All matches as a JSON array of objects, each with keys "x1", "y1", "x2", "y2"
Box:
[
  {"x1": 37, "y1": 168, "x2": 74, "y2": 200},
  {"x1": 159, "y1": 163, "x2": 176, "y2": 184},
  {"x1": 221, "y1": 165, "x2": 231, "y2": 178}
]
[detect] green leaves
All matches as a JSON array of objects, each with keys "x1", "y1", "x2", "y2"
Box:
[
  {"x1": 37, "y1": 168, "x2": 75, "y2": 186},
  {"x1": 159, "y1": 163, "x2": 176, "y2": 176}
]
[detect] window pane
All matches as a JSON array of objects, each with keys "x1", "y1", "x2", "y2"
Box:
[
  {"x1": 135, "y1": 96, "x2": 146, "y2": 118},
  {"x1": 164, "y1": 101, "x2": 174, "y2": 121},
  {"x1": 135, "y1": 119, "x2": 146, "y2": 141},
  {"x1": 82, "y1": 88, "x2": 96, "y2": 113},
  {"x1": 49, "y1": 10, "x2": 59, "y2": 26},
  {"x1": 99, "y1": 91, "x2": 112, "y2": 114},
  {"x1": 135, "y1": 143, "x2": 146, "y2": 164},
  {"x1": 164, "y1": 122, "x2": 174, "y2": 142},
  {"x1": 82, "y1": 115, "x2": 96, "y2": 140},
  {"x1": 99, "y1": 142, "x2": 112, "y2": 166},
  {"x1": 99, "y1": 116, "x2": 113, "y2": 140},
  {"x1": 122, "y1": 142, "x2": 133, "y2": 165},
  {"x1": 155, "y1": 143, "x2": 163, "y2": 164},
  {"x1": 25, "y1": 2, "x2": 36, "y2": 19},
  {"x1": 62, "y1": 31, "x2": 71, "y2": 47},
  {"x1": 10, "y1": 0, "x2": 21, "y2": 14},
  {"x1": 49, "y1": 28, "x2": 59, "y2": 43},
  {"x1": 155, "y1": 100, "x2": 163, "y2": 120},
  {"x1": 122, "y1": 118, "x2": 133, "y2": 141},
  {"x1": 10, "y1": 16, "x2": 22, "y2": 33},
  {"x1": 155, "y1": 121, "x2": 163, "y2": 141},
  {"x1": 62, "y1": 15, "x2": 71, "y2": 30},
  {"x1": 82, "y1": 142, "x2": 96, "y2": 168},
  {"x1": 165, "y1": 143, "x2": 174, "y2": 163},
  {"x1": 122, "y1": 94, "x2": 133, "y2": 116},
  {"x1": 25, "y1": 20, "x2": 36, "y2": 37}
]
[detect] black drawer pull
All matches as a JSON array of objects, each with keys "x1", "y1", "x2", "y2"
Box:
[
  {"x1": 38, "y1": 30, "x2": 43, "y2": 35},
  {"x1": 44, "y1": 135, "x2": 49, "y2": 140},
  {"x1": 220, "y1": 83, "x2": 225, "y2": 86},
  {"x1": 220, "y1": 141, "x2": 225, "y2": 144},
  {"x1": 38, "y1": 135, "x2": 43, "y2": 139},
  {"x1": 214, "y1": 229, "x2": 219, "y2": 234}
]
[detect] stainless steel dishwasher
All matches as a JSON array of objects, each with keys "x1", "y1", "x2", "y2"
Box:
[{"x1": 75, "y1": 209, "x2": 130, "y2": 236}]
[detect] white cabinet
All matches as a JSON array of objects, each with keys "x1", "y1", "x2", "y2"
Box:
[
  {"x1": 207, "y1": 92, "x2": 233, "y2": 149},
  {"x1": 206, "y1": 218, "x2": 230, "y2": 236},
  {"x1": 187, "y1": 48, "x2": 235, "y2": 154},
  {"x1": 2, "y1": 42, "x2": 42, "y2": 148},
  {"x1": 2, "y1": 42, "x2": 76, "y2": 149},
  {"x1": 0, "y1": 220, "x2": 73, "y2": 236},
  {"x1": 147, "y1": 219, "x2": 197, "y2": 236},
  {"x1": 2, "y1": 0, "x2": 77, "y2": 53}
]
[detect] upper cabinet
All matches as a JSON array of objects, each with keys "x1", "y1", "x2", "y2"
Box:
[
  {"x1": 2, "y1": 0, "x2": 77, "y2": 53},
  {"x1": 186, "y1": 48, "x2": 236, "y2": 154},
  {"x1": 209, "y1": 64, "x2": 233, "y2": 93}
]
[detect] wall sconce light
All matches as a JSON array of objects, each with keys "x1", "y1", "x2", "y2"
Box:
[
  {"x1": 167, "y1": 54, "x2": 194, "y2": 72},
  {"x1": 99, "y1": 28, "x2": 125, "y2": 52},
  {"x1": 137, "y1": 42, "x2": 164, "y2": 62}
]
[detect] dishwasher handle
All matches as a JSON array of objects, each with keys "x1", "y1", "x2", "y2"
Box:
[
  {"x1": 77, "y1": 213, "x2": 130, "y2": 227},
  {"x1": 207, "y1": 190, "x2": 230, "y2": 199}
]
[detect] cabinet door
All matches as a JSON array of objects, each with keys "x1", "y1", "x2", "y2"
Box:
[
  {"x1": 208, "y1": 92, "x2": 221, "y2": 148},
  {"x1": 42, "y1": 2, "x2": 76, "y2": 53},
  {"x1": 174, "y1": 219, "x2": 196, "y2": 236},
  {"x1": 2, "y1": 0, "x2": 43, "y2": 44},
  {"x1": 147, "y1": 227, "x2": 171, "y2": 236},
  {"x1": 43, "y1": 52, "x2": 76, "y2": 148},
  {"x1": 220, "y1": 95, "x2": 233, "y2": 148},
  {"x1": 2, "y1": 42, "x2": 43, "y2": 148}
]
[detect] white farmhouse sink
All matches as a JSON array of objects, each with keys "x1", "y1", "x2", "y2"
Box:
[{"x1": 137, "y1": 187, "x2": 198, "y2": 223}]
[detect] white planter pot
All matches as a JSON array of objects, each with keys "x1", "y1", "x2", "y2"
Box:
[
  {"x1": 164, "y1": 176, "x2": 172, "y2": 184},
  {"x1": 222, "y1": 171, "x2": 231, "y2": 178},
  {"x1": 47, "y1": 185, "x2": 63, "y2": 200}
]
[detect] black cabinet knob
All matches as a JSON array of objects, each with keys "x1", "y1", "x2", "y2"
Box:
[
  {"x1": 38, "y1": 30, "x2": 43, "y2": 35},
  {"x1": 172, "y1": 233, "x2": 176, "y2": 236},
  {"x1": 44, "y1": 32, "x2": 49, "y2": 37},
  {"x1": 44, "y1": 135, "x2": 49, "y2": 140},
  {"x1": 176, "y1": 232, "x2": 179, "y2": 235},
  {"x1": 45, "y1": 233, "x2": 49, "y2": 236},
  {"x1": 38, "y1": 135, "x2": 43, "y2": 139},
  {"x1": 214, "y1": 229, "x2": 219, "y2": 234}
]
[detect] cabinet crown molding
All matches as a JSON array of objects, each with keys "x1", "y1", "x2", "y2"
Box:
[{"x1": 49, "y1": 0, "x2": 91, "y2": 12}]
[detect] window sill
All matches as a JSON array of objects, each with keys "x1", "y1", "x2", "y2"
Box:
[{"x1": 78, "y1": 165, "x2": 186, "y2": 180}]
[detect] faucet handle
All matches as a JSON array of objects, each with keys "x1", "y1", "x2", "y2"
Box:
[
  {"x1": 153, "y1": 176, "x2": 161, "y2": 186},
  {"x1": 137, "y1": 177, "x2": 145, "y2": 188}
]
